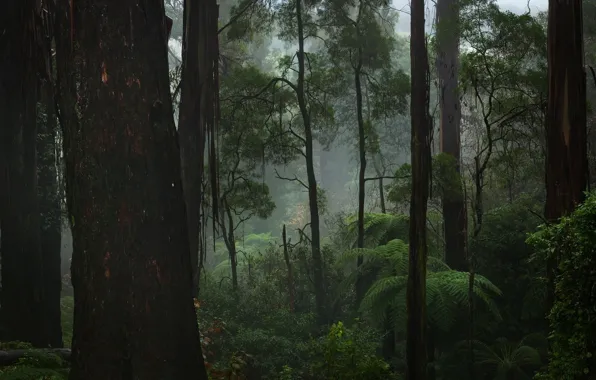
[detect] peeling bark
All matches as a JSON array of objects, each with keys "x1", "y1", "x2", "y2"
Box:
[{"x1": 55, "y1": 1, "x2": 208, "y2": 379}]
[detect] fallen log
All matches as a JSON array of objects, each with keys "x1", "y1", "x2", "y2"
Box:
[{"x1": 0, "y1": 348, "x2": 71, "y2": 366}]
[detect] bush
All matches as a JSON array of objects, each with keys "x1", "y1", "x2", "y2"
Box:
[{"x1": 527, "y1": 191, "x2": 596, "y2": 379}]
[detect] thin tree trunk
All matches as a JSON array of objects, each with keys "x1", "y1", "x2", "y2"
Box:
[
  {"x1": 355, "y1": 57, "x2": 368, "y2": 307},
  {"x1": 0, "y1": 0, "x2": 47, "y2": 347},
  {"x1": 225, "y1": 205, "x2": 238, "y2": 290},
  {"x1": 436, "y1": 0, "x2": 466, "y2": 272},
  {"x1": 406, "y1": 0, "x2": 431, "y2": 377},
  {"x1": 38, "y1": 81, "x2": 64, "y2": 348},
  {"x1": 295, "y1": 0, "x2": 326, "y2": 324},
  {"x1": 282, "y1": 225, "x2": 295, "y2": 312},
  {"x1": 378, "y1": 176, "x2": 386, "y2": 213},
  {"x1": 55, "y1": 1, "x2": 208, "y2": 378},
  {"x1": 544, "y1": 0, "x2": 587, "y2": 311}
]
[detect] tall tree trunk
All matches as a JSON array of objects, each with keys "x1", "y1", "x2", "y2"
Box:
[
  {"x1": 178, "y1": 0, "x2": 219, "y2": 299},
  {"x1": 0, "y1": 0, "x2": 47, "y2": 347},
  {"x1": 436, "y1": 0, "x2": 466, "y2": 271},
  {"x1": 407, "y1": 0, "x2": 431, "y2": 377},
  {"x1": 355, "y1": 58, "x2": 368, "y2": 307},
  {"x1": 55, "y1": 1, "x2": 208, "y2": 378},
  {"x1": 296, "y1": 0, "x2": 326, "y2": 324},
  {"x1": 38, "y1": 82, "x2": 64, "y2": 348},
  {"x1": 544, "y1": 0, "x2": 587, "y2": 311}
]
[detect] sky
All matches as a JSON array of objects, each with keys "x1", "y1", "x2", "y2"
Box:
[{"x1": 392, "y1": 0, "x2": 548, "y2": 33}]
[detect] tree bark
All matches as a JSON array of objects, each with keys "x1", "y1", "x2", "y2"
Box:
[
  {"x1": 406, "y1": 0, "x2": 431, "y2": 377},
  {"x1": 0, "y1": 0, "x2": 47, "y2": 347},
  {"x1": 55, "y1": 1, "x2": 208, "y2": 379},
  {"x1": 436, "y1": 0, "x2": 467, "y2": 272},
  {"x1": 544, "y1": 0, "x2": 587, "y2": 311}
]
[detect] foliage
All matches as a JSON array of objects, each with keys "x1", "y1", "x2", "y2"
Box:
[
  {"x1": 527, "y1": 192, "x2": 596, "y2": 379},
  {"x1": 302, "y1": 321, "x2": 396, "y2": 380},
  {"x1": 344, "y1": 239, "x2": 501, "y2": 332},
  {"x1": 471, "y1": 196, "x2": 546, "y2": 339},
  {"x1": 0, "y1": 344, "x2": 69, "y2": 380}
]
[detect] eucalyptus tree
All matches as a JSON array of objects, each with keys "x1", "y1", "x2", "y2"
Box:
[
  {"x1": 543, "y1": 0, "x2": 587, "y2": 308},
  {"x1": 407, "y1": 0, "x2": 432, "y2": 377},
  {"x1": 54, "y1": 0, "x2": 208, "y2": 378},
  {"x1": 267, "y1": 0, "x2": 344, "y2": 323},
  {"x1": 435, "y1": 0, "x2": 466, "y2": 271},
  {"x1": 215, "y1": 65, "x2": 283, "y2": 290},
  {"x1": 318, "y1": 0, "x2": 410, "y2": 306}
]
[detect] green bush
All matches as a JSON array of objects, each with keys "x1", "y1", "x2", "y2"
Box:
[
  {"x1": 301, "y1": 321, "x2": 396, "y2": 380},
  {"x1": 527, "y1": 192, "x2": 596, "y2": 379}
]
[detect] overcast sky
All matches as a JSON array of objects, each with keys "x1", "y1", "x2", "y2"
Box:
[{"x1": 392, "y1": 0, "x2": 548, "y2": 33}]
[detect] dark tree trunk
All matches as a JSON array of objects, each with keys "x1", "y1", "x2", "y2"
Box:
[
  {"x1": 55, "y1": 1, "x2": 208, "y2": 379},
  {"x1": 282, "y1": 225, "x2": 295, "y2": 312},
  {"x1": 178, "y1": 0, "x2": 219, "y2": 299},
  {"x1": 436, "y1": 0, "x2": 467, "y2": 272},
  {"x1": 406, "y1": 0, "x2": 431, "y2": 377},
  {"x1": 544, "y1": 0, "x2": 587, "y2": 311},
  {"x1": 296, "y1": 0, "x2": 326, "y2": 324},
  {"x1": 379, "y1": 177, "x2": 386, "y2": 213},
  {"x1": 355, "y1": 58, "x2": 368, "y2": 307},
  {"x1": 0, "y1": 0, "x2": 47, "y2": 347},
  {"x1": 224, "y1": 205, "x2": 238, "y2": 290},
  {"x1": 38, "y1": 82, "x2": 64, "y2": 348}
]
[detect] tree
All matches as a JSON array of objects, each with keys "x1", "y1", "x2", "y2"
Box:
[
  {"x1": 407, "y1": 0, "x2": 432, "y2": 377},
  {"x1": 177, "y1": 0, "x2": 219, "y2": 298},
  {"x1": 216, "y1": 65, "x2": 278, "y2": 289},
  {"x1": 544, "y1": 0, "x2": 587, "y2": 309},
  {"x1": 319, "y1": 0, "x2": 409, "y2": 307},
  {"x1": 0, "y1": 0, "x2": 47, "y2": 347},
  {"x1": 435, "y1": 0, "x2": 466, "y2": 271},
  {"x1": 270, "y1": 0, "x2": 344, "y2": 323},
  {"x1": 54, "y1": 1, "x2": 208, "y2": 378}
]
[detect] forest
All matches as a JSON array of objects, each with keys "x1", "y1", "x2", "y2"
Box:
[{"x1": 0, "y1": 0, "x2": 593, "y2": 379}]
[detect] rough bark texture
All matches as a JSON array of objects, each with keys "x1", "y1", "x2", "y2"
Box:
[
  {"x1": 178, "y1": 0, "x2": 219, "y2": 298},
  {"x1": 406, "y1": 0, "x2": 431, "y2": 377},
  {"x1": 55, "y1": 1, "x2": 208, "y2": 379},
  {"x1": 544, "y1": 0, "x2": 587, "y2": 309},
  {"x1": 296, "y1": 0, "x2": 326, "y2": 324},
  {"x1": 38, "y1": 82, "x2": 64, "y2": 348},
  {"x1": 0, "y1": 0, "x2": 47, "y2": 347},
  {"x1": 436, "y1": 0, "x2": 467, "y2": 271}
]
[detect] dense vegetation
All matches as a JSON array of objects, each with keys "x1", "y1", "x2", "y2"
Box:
[{"x1": 0, "y1": 0, "x2": 594, "y2": 379}]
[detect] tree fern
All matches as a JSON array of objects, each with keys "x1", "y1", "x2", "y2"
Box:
[
  {"x1": 354, "y1": 239, "x2": 502, "y2": 331},
  {"x1": 458, "y1": 335, "x2": 545, "y2": 380},
  {"x1": 344, "y1": 213, "x2": 409, "y2": 248}
]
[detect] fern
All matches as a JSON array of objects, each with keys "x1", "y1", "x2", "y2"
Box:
[
  {"x1": 456, "y1": 335, "x2": 545, "y2": 380},
  {"x1": 355, "y1": 239, "x2": 502, "y2": 332},
  {"x1": 344, "y1": 213, "x2": 409, "y2": 248}
]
